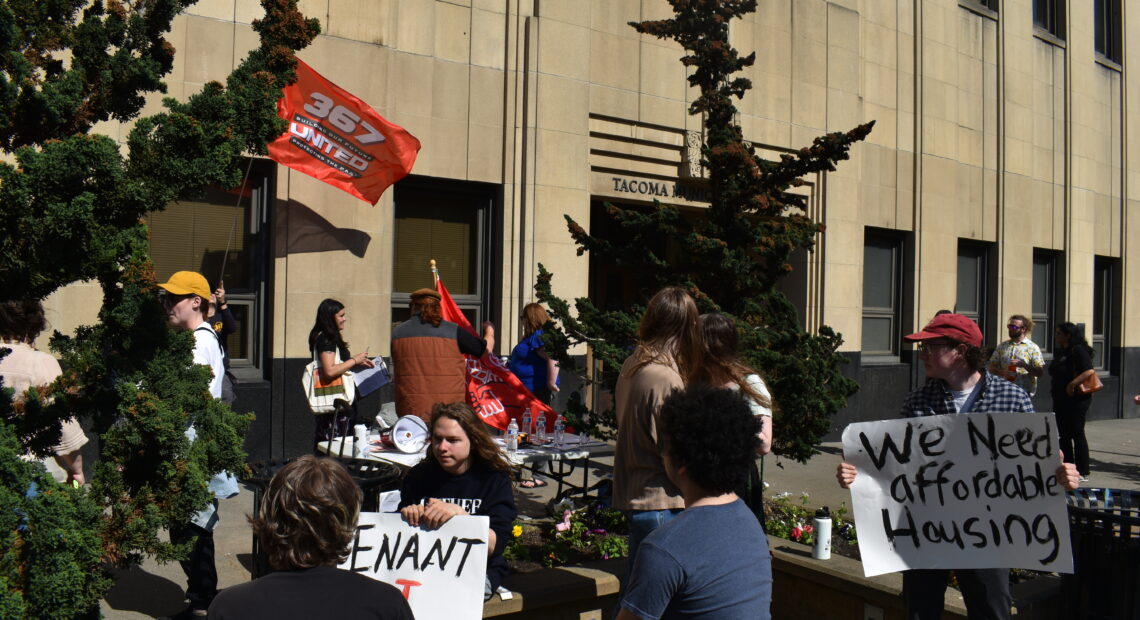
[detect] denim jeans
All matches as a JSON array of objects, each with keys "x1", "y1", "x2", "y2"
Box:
[{"x1": 625, "y1": 509, "x2": 683, "y2": 581}]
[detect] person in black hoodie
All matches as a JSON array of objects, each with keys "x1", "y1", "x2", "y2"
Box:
[{"x1": 399, "y1": 402, "x2": 517, "y2": 601}]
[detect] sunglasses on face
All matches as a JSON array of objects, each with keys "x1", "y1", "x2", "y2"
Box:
[
  {"x1": 161, "y1": 293, "x2": 196, "y2": 308},
  {"x1": 1007, "y1": 324, "x2": 1024, "y2": 331},
  {"x1": 917, "y1": 341, "x2": 958, "y2": 353}
]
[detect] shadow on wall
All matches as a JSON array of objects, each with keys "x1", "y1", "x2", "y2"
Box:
[{"x1": 276, "y1": 199, "x2": 371, "y2": 258}]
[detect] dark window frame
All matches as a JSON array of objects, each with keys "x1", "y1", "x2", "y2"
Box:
[
  {"x1": 1033, "y1": 0, "x2": 1066, "y2": 41},
  {"x1": 1031, "y1": 249, "x2": 1061, "y2": 356},
  {"x1": 861, "y1": 229, "x2": 904, "y2": 361},
  {"x1": 956, "y1": 240, "x2": 993, "y2": 343},
  {"x1": 148, "y1": 158, "x2": 273, "y2": 378},
  {"x1": 1091, "y1": 256, "x2": 1119, "y2": 372},
  {"x1": 1094, "y1": 0, "x2": 1123, "y2": 65},
  {"x1": 390, "y1": 176, "x2": 500, "y2": 338},
  {"x1": 959, "y1": 0, "x2": 999, "y2": 19}
]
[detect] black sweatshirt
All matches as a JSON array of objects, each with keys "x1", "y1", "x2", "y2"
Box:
[{"x1": 398, "y1": 459, "x2": 517, "y2": 590}]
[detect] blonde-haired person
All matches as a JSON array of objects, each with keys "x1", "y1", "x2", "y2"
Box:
[
  {"x1": 613, "y1": 286, "x2": 703, "y2": 576},
  {"x1": 508, "y1": 303, "x2": 560, "y2": 402},
  {"x1": 399, "y1": 402, "x2": 517, "y2": 601},
  {"x1": 207, "y1": 456, "x2": 413, "y2": 619}
]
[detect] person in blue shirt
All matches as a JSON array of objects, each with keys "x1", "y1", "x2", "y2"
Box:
[{"x1": 508, "y1": 303, "x2": 560, "y2": 401}]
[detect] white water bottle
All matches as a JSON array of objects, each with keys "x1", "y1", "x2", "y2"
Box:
[
  {"x1": 353, "y1": 424, "x2": 368, "y2": 458},
  {"x1": 813, "y1": 507, "x2": 832, "y2": 560},
  {"x1": 506, "y1": 417, "x2": 519, "y2": 454},
  {"x1": 553, "y1": 415, "x2": 565, "y2": 446},
  {"x1": 535, "y1": 413, "x2": 547, "y2": 442},
  {"x1": 521, "y1": 407, "x2": 533, "y2": 436}
]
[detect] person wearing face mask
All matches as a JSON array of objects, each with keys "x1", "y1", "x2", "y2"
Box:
[{"x1": 987, "y1": 314, "x2": 1045, "y2": 397}]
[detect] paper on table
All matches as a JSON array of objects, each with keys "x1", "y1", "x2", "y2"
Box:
[{"x1": 352, "y1": 357, "x2": 390, "y2": 397}]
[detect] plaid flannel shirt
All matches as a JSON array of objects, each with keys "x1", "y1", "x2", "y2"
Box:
[{"x1": 900, "y1": 371, "x2": 1034, "y2": 417}]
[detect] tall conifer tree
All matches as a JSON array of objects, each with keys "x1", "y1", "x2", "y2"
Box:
[
  {"x1": 0, "y1": 1, "x2": 318, "y2": 613},
  {"x1": 537, "y1": 0, "x2": 872, "y2": 461}
]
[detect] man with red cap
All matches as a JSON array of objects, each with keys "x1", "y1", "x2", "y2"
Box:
[{"x1": 836, "y1": 313, "x2": 1079, "y2": 620}]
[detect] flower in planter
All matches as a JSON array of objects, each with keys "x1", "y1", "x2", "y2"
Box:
[
  {"x1": 512, "y1": 524, "x2": 523, "y2": 538},
  {"x1": 555, "y1": 510, "x2": 573, "y2": 533}
]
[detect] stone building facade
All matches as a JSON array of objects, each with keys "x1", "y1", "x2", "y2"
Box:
[{"x1": 43, "y1": 0, "x2": 1140, "y2": 459}]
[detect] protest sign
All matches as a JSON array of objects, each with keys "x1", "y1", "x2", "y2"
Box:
[
  {"x1": 841, "y1": 412, "x2": 1072, "y2": 577},
  {"x1": 342, "y1": 512, "x2": 489, "y2": 620}
]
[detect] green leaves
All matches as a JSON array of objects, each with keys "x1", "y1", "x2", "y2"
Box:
[{"x1": 538, "y1": 0, "x2": 867, "y2": 461}]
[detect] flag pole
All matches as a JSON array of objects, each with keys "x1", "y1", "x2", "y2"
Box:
[{"x1": 430, "y1": 259, "x2": 439, "y2": 284}]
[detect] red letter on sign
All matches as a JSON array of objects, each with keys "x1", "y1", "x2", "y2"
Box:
[{"x1": 395, "y1": 579, "x2": 422, "y2": 600}]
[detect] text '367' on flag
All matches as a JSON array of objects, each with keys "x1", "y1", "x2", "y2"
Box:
[{"x1": 268, "y1": 59, "x2": 420, "y2": 204}]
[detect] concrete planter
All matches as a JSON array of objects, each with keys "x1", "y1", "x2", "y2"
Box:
[{"x1": 484, "y1": 536, "x2": 1062, "y2": 619}]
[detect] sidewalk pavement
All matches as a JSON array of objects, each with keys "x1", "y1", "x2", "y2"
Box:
[{"x1": 100, "y1": 418, "x2": 1140, "y2": 618}]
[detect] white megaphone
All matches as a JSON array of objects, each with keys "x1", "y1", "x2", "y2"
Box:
[{"x1": 381, "y1": 415, "x2": 429, "y2": 453}]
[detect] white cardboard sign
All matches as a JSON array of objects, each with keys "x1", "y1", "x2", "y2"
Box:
[
  {"x1": 341, "y1": 512, "x2": 489, "y2": 620},
  {"x1": 841, "y1": 412, "x2": 1073, "y2": 577}
]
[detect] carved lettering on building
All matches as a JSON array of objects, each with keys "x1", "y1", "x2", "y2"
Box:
[{"x1": 609, "y1": 176, "x2": 711, "y2": 204}]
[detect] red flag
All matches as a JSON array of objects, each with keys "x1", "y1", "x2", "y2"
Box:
[
  {"x1": 436, "y1": 278, "x2": 557, "y2": 431},
  {"x1": 268, "y1": 59, "x2": 420, "y2": 204}
]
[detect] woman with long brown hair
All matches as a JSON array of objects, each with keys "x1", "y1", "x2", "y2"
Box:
[
  {"x1": 612, "y1": 286, "x2": 702, "y2": 573},
  {"x1": 694, "y1": 312, "x2": 774, "y2": 453},
  {"x1": 694, "y1": 312, "x2": 774, "y2": 528},
  {"x1": 399, "y1": 402, "x2": 517, "y2": 600}
]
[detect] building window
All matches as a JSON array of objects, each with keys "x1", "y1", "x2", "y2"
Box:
[
  {"x1": 1094, "y1": 0, "x2": 1122, "y2": 64},
  {"x1": 1091, "y1": 256, "x2": 1117, "y2": 371},
  {"x1": 960, "y1": 0, "x2": 998, "y2": 15},
  {"x1": 862, "y1": 230, "x2": 903, "y2": 358},
  {"x1": 1031, "y1": 250, "x2": 1060, "y2": 355},
  {"x1": 392, "y1": 177, "x2": 497, "y2": 332},
  {"x1": 956, "y1": 241, "x2": 991, "y2": 339},
  {"x1": 1033, "y1": 0, "x2": 1065, "y2": 40},
  {"x1": 147, "y1": 159, "x2": 272, "y2": 375}
]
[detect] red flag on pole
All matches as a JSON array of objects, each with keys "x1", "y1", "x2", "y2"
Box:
[
  {"x1": 435, "y1": 278, "x2": 556, "y2": 431},
  {"x1": 268, "y1": 59, "x2": 421, "y2": 204}
]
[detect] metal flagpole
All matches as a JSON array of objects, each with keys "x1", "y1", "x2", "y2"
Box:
[
  {"x1": 430, "y1": 259, "x2": 439, "y2": 283},
  {"x1": 218, "y1": 157, "x2": 257, "y2": 287}
]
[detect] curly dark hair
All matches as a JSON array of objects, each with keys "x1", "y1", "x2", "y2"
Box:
[
  {"x1": 425, "y1": 402, "x2": 512, "y2": 473},
  {"x1": 0, "y1": 299, "x2": 47, "y2": 343},
  {"x1": 660, "y1": 384, "x2": 760, "y2": 495},
  {"x1": 250, "y1": 456, "x2": 362, "y2": 570}
]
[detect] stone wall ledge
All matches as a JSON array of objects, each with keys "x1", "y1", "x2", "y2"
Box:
[{"x1": 483, "y1": 535, "x2": 1060, "y2": 619}]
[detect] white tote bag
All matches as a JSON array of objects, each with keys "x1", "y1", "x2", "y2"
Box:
[{"x1": 301, "y1": 346, "x2": 355, "y2": 414}]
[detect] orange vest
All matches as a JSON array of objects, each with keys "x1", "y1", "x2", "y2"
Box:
[{"x1": 391, "y1": 316, "x2": 467, "y2": 423}]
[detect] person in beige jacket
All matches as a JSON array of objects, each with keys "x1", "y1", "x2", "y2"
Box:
[
  {"x1": 613, "y1": 286, "x2": 702, "y2": 579},
  {"x1": 0, "y1": 298, "x2": 87, "y2": 485}
]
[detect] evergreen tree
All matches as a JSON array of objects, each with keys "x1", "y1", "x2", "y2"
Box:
[
  {"x1": 0, "y1": 0, "x2": 318, "y2": 612},
  {"x1": 536, "y1": 0, "x2": 872, "y2": 461}
]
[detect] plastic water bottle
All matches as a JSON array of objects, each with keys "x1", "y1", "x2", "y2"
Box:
[
  {"x1": 521, "y1": 407, "x2": 533, "y2": 436},
  {"x1": 535, "y1": 413, "x2": 546, "y2": 442},
  {"x1": 553, "y1": 415, "x2": 565, "y2": 446},
  {"x1": 506, "y1": 417, "x2": 519, "y2": 454},
  {"x1": 813, "y1": 507, "x2": 832, "y2": 560}
]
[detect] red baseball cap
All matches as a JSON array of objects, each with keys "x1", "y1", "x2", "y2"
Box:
[{"x1": 903, "y1": 313, "x2": 983, "y2": 347}]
